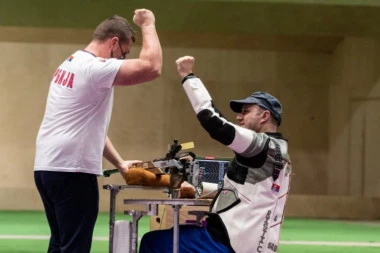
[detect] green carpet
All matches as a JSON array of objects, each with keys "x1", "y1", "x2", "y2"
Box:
[
  {"x1": 0, "y1": 211, "x2": 379, "y2": 253},
  {"x1": 281, "y1": 218, "x2": 380, "y2": 242}
]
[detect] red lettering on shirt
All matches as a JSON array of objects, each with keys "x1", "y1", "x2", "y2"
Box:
[
  {"x1": 58, "y1": 70, "x2": 66, "y2": 84},
  {"x1": 52, "y1": 68, "x2": 75, "y2": 89},
  {"x1": 67, "y1": 73, "x2": 74, "y2": 88},
  {"x1": 53, "y1": 69, "x2": 60, "y2": 78},
  {"x1": 53, "y1": 69, "x2": 62, "y2": 83}
]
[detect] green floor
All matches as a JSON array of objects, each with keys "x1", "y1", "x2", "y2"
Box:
[{"x1": 0, "y1": 210, "x2": 379, "y2": 253}]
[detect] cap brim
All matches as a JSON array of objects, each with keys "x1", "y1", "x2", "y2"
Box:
[{"x1": 229, "y1": 98, "x2": 260, "y2": 113}]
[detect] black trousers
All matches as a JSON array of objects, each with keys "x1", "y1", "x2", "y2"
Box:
[{"x1": 34, "y1": 171, "x2": 99, "y2": 253}]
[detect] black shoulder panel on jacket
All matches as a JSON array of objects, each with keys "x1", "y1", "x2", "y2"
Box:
[
  {"x1": 197, "y1": 109, "x2": 235, "y2": 146},
  {"x1": 226, "y1": 139, "x2": 270, "y2": 184},
  {"x1": 226, "y1": 158, "x2": 248, "y2": 184},
  {"x1": 236, "y1": 138, "x2": 270, "y2": 168}
]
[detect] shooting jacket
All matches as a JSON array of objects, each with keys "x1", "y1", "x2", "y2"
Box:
[{"x1": 182, "y1": 75, "x2": 292, "y2": 253}]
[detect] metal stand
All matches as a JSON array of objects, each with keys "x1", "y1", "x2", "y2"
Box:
[
  {"x1": 123, "y1": 198, "x2": 211, "y2": 253},
  {"x1": 124, "y1": 210, "x2": 144, "y2": 253},
  {"x1": 103, "y1": 184, "x2": 123, "y2": 253},
  {"x1": 103, "y1": 184, "x2": 166, "y2": 253}
]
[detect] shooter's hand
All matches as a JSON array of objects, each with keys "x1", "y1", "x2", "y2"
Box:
[
  {"x1": 179, "y1": 181, "x2": 196, "y2": 199},
  {"x1": 176, "y1": 56, "x2": 195, "y2": 79},
  {"x1": 178, "y1": 152, "x2": 195, "y2": 162},
  {"x1": 133, "y1": 9, "x2": 155, "y2": 27}
]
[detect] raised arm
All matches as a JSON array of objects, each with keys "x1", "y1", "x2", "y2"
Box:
[
  {"x1": 176, "y1": 56, "x2": 268, "y2": 156},
  {"x1": 114, "y1": 9, "x2": 162, "y2": 86}
]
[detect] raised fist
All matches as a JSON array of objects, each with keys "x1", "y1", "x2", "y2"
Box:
[
  {"x1": 133, "y1": 9, "x2": 155, "y2": 27},
  {"x1": 175, "y1": 56, "x2": 195, "y2": 78}
]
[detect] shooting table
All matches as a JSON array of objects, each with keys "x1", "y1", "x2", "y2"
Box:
[{"x1": 103, "y1": 184, "x2": 211, "y2": 253}]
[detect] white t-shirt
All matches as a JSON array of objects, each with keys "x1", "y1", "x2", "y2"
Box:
[{"x1": 34, "y1": 50, "x2": 123, "y2": 175}]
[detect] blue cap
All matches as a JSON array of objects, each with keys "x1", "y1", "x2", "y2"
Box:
[{"x1": 230, "y1": 91, "x2": 282, "y2": 126}]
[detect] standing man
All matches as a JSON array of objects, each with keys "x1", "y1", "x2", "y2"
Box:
[
  {"x1": 139, "y1": 56, "x2": 291, "y2": 253},
  {"x1": 34, "y1": 9, "x2": 162, "y2": 253}
]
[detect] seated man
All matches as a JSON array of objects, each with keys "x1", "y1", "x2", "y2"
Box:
[{"x1": 139, "y1": 56, "x2": 292, "y2": 253}]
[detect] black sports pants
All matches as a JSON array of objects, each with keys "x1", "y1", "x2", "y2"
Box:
[{"x1": 34, "y1": 171, "x2": 99, "y2": 253}]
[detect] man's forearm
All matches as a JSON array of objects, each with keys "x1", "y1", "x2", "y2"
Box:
[{"x1": 103, "y1": 136, "x2": 124, "y2": 170}]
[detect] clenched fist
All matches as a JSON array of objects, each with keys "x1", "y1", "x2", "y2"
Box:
[
  {"x1": 133, "y1": 9, "x2": 155, "y2": 27},
  {"x1": 175, "y1": 56, "x2": 195, "y2": 79}
]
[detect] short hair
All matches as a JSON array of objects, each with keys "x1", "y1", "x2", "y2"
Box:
[{"x1": 93, "y1": 15, "x2": 136, "y2": 43}]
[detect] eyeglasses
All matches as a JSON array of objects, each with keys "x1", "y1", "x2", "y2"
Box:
[{"x1": 117, "y1": 40, "x2": 127, "y2": 59}]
